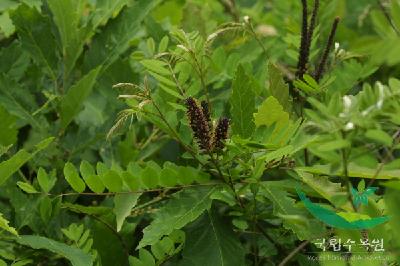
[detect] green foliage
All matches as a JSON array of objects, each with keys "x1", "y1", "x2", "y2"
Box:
[
  {"x1": 113, "y1": 193, "x2": 141, "y2": 232},
  {"x1": 0, "y1": 137, "x2": 53, "y2": 186},
  {"x1": 230, "y1": 64, "x2": 256, "y2": 138},
  {"x1": 138, "y1": 186, "x2": 216, "y2": 248},
  {"x1": 180, "y1": 209, "x2": 245, "y2": 266},
  {"x1": 17, "y1": 235, "x2": 93, "y2": 266},
  {"x1": 60, "y1": 67, "x2": 101, "y2": 129},
  {"x1": 0, "y1": 213, "x2": 18, "y2": 236},
  {"x1": 129, "y1": 230, "x2": 185, "y2": 266},
  {"x1": 1, "y1": 0, "x2": 400, "y2": 265}
]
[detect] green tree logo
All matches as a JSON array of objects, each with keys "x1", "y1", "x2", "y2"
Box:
[{"x1": 297, "y1": 187, "x2": 389, "y2": 229}]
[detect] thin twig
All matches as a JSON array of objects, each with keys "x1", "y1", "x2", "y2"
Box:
[
  {"x1": 245, "y1": 20, "x2": 267, "y2": 54},
  {"x1": 65, "y1": 205, "x2": 130, "y2": 257},
  {"x1": 218, "y1": 0, "x2": 240, "y2": 21},
  {"x1": 314, "y1": 17, "x2": 340, "y2": 82},
  {"x1": 367, "y1": 129, "x2": 400, "y2": 187},
  {"x1": 165, "y1": 59, "x2": 186, "y2": 97},
  {"x1": 376, "y1": 0, "x2": 400, "y2": 36},
  {"x1": 340, "y1": 131, "x2": 357, "y2": 211},
  {"x1": 149, "y1": 92, "x2": 206, "y2": 166},
  {"x1": 279, "y1": 229, "x2": 334, "y2": 265},
  {"x1": 278, "y1": 240, "x2": 310, "y2": 266},
  {"x1": 52, "y1": 183, "x2": 219, "y2": 198}
]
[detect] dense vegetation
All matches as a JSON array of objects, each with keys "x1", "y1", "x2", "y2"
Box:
[{"x1": 1, "y1": 0, "x2": 400, "y2": 265}]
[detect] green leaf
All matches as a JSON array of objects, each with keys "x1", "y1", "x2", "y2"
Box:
[
  {"x1": 316, "y1": 139, "x2": 351, "y2": 151},
  {"x1": 122, "y1": 171, "x2": 141, "y2": 191},
  {"x1": 10, "y1": 4, "x2": 58, "y2": 80},
  {"x1": 17, "y1": 181, "x2": 38, "y2": 194},
  {"x1": 62, "y1": 223, "x2": 84, "y2": 242},
  {"x1": 141, "y1": 59, "x2": 170, "y2": 75},
  {"x1": 268, "y1": 63, "x2": 290, "y2": 110},
  {"x1": 0, "y1": 150, "x2": 30, "y2": 186},
  {"x1": 297, "y1": 163, "x2": 400, "y2": 179},
  {"x1": 17, "y1": 235, "x2": 93, "y2": 266},
  {"x1": 254, "y1": 96, "x2": 289, "y2": 128},
  {"x1": 60, "y1": 67, "x2": 101, "y2": 129},
  {"x1": 0, "y1": 105, "x2": 17, "y2": 146},
  {"x1": 100, "y1": 170, "x2": 123, "y2": 192},
  {"x1": 0, "y1": 145, "x2": 11, "y2": 157},
  {"x1": 140, "y1": 164, "x2": 160, "y2": 189},
  {"x1": 0, "y1": 137, "x2": 54, "y2": 186},
  {"x1": 90, "y1": 0, "x2": 130, "y2": 29},
  {"x1": 148, "y1": 71, "x2": 176, "y2": 87},
  {"x1": 230, "y1": 64, "x2": 256, "y2": 138},
  {"x1": 138, "y1": 249, "x2": 155, "y2": 266},
  {"x1": 260, "y1": 145, "x2": 294, "y2": 164},
  {"x1": 159, "y1": 167, "x2": 178, "y2": 187},
  {"x1": 0, "y1": 75, "x2": 41, "y2": 129},
  {"x1": 113, "y1": 193, "x2": 141, "y2": 232},
  {"x1": 296, "y1": 170, "x2": 349, "y2": 209},
  {"x1": 303, "y1": 74, "x2": 319, "y2": 89},
  {"x1": 385, "y1": 188, "x2": 400, "y2": 250},
  {"x1": 64, "y1": 162, "x2": 86, "y2": 193},
  {"x1": 150, "y1": 232, "x2": 185, "y2": 262},
  {"x1": 84, "y1": 0, "x2": 160, "y2": 70},
  {"x1": 35, "y1": 137, "x2": 55, "y2": 150},
  {"x1": 180, "y1": 209, "x2": 245, "y2": 266},
  {"x1": 80, "y1": 161, "x2": 105, "y2": 193},
  {"x1": 391, "y1": 0, "x2": 400, "y2": 30},
  {"x1": 0, "y1": 212, "x2": 18, "y2": 236},
  {"x1": 62, "y1": 202, "x2": 111, "y2": 216},
  {"x1": 0, "y1": 11, "x2": 14, "y2": 37},
  {"x1": 0, "y1": 41, "x2": 30, "y2": 81},
  {"x1": 158, "y1": 84, "x2": 184, "y2": 99},
  {"x1": 293, "y1": 79, "x2": 318, "y2": 94},
  {"x1": 39, "y1": 196, "x2": 53, "y2": 223},
  {"x1": 47, "y1": 0, "x2": 90, "y2": 79},
  {"x1": 37, "y1": 167, "x2": 56, "y2": 193},
  {"x1": 129, "y1": 256, "x2": 145, "y2": 266},
  {"x1": 138, "y1": 186, "x2": 217, "y2": 248},
  {"x1": 261, "y1": 182, "x2": 325, "y2": 240},
  {"x1": 365, "y1": 129, "x2": 393, "y2": 146},
  {"x1": 158, "y1": 36, "x2": 169, "y2": 53}
]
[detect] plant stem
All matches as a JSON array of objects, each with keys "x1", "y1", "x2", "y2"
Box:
[
  {"x1": 246, "y1": 20, "x2": 267, "y2": 54},
  {"x1": 341, "y1": 145, "x2": 357, "y2": 211},
  {"x1": 278, "y1": 240, "x2": 310, "y2": 266},
  {"x1": 65, "y1": 205, "x2": 130, "y2": 257},
  {"x1": 150, "y1": 94, "x2": 206, "y2": 166},
  {"x1": 165, "y1": 59, "x2": 186, "y2": 97},
  {"x1": 314, "y1": 17, "x2": 340, "y2": 82},
  {"x1": 279, "y1": 229, "x2": 334, "y2": 265},
  {"x1": 191, "y1": 51, "x2": 210, "y2": 107},
  {"x1": 367, "y1": 129, "x2": 400, "y2": 187},
  {"x1": 218, "y1": 0, "x2": 240, "y2": 22},
  {"x1": 376, "y1": 0, "x2": 400, "y2": 36}
]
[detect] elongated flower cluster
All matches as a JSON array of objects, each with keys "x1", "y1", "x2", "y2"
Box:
[
  {"x1": 201, "y1": 100, "x2": 211, "y2": 128},
  {"x1": 213, "y1": 117, "x2": 229, "y2": 151},
  {"x1": 185, "y1": 97, "x2": 229, "y2": 152},
  {"x1": 185, "y1": 97, "x2": 212, "y2": 151}
]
